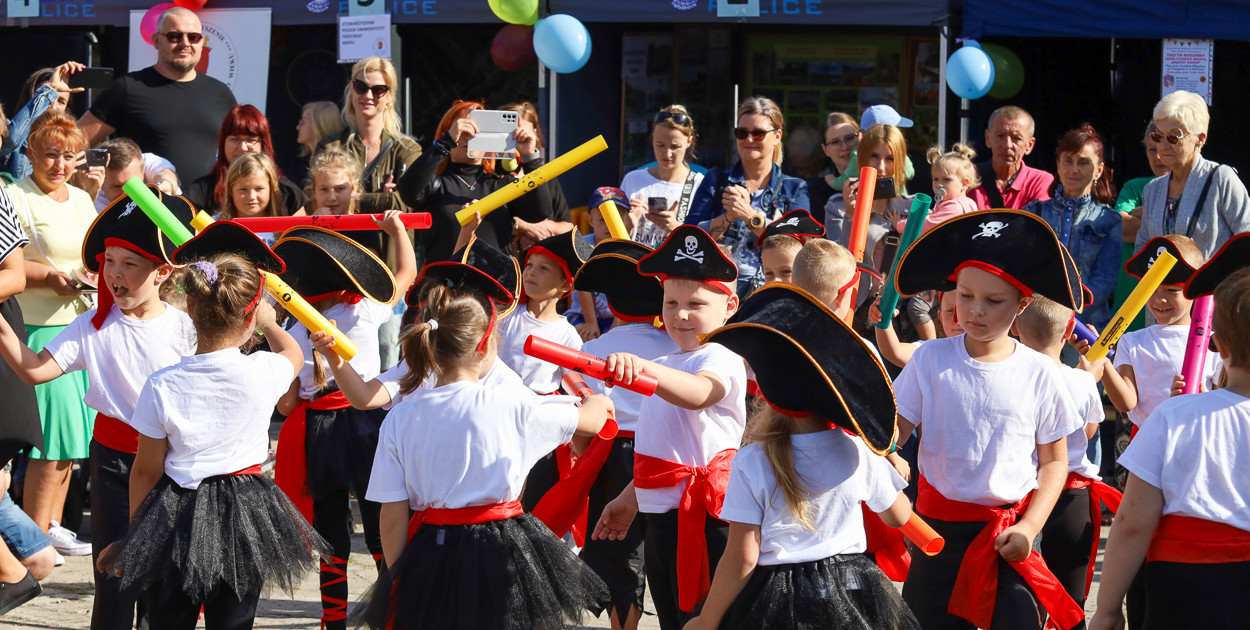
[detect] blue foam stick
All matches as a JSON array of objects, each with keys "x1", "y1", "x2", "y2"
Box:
[
  {"x1": 1072, "y1": 318, "x2": 1113, "y2": 358},
  {"x1": 875, "y1": 193, "x2": 933, "y2": 329}
]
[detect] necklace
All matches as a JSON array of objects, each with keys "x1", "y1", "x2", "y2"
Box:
[{"x1": 452, "y1": 170, "x2": 482, "y2": 191}]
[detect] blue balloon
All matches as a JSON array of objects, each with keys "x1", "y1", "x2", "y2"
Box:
[
  {"x1": 533, "y1": 14, "x2": 592, "y2": 74},
  {"x1": 946, "y1": 46, "x2": 995, "y2": 100},
  {"x1": 963, "y1": 39, "x2": 982, "y2": 49}
]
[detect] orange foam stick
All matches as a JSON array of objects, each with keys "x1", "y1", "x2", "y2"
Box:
[
  {"x1": 901, "y1": 513, "x2": 945, "y2": 555},
  {"x1": 846, "y1": 166, "x2": 878, "y2": 317}
]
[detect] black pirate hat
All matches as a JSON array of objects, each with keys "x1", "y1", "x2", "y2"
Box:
[
  {"x1": 1186, "y1": 233, "x2": 1250, "y2": 298},
  {"x1": 1127, "y1": 235, "x2": 1203, "y2": 286},
  {"x1": 755, "y1": 209, "x2": 825, "y2": 248},
  {"x1": 409, "y1": 236, "x2": 521, "y2": 318},
  {"x1": 526, "y1": 228, "x2": 593, "y2": 284},
  {"x1": 172, "y1": 220, "x2": 285, "y2": 273},
  {"x1": 638, "y1": 225, "x2": 737, "y2": 294},
  {"x1": 575, "y1": 241, "x2": 664, "y2": 322},
  {"x1": 82, "y1": 185, "x2": 195, "y2": 274},
  {"x1": 1057, "y1": 243, "x2": 1092, "y2": 312},
  {"x1": 705, "y1": 283, "x2": 897, "y2": 454},
  {"x1": 273, "y1": 226, "x2": 395, "y2": 304},
  {"x1": 894, "y1": 209, "x2": 1082, "y2": 310}
]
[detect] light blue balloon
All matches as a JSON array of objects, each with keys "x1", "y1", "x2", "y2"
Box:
[
  {"x1": 946, "y1": 46, "x2": 995, "y2": 100},
  {"x1": 963, "y1": 39, "x2": 982, "y2": 49},
  {"x1": 533, "y1": 14, "x2": 592, "y2": 74}
]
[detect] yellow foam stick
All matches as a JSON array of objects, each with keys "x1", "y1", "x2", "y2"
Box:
[
  {"x1": 456, "y1": 135, "x2": 609, "y2": 225},
  {"x1": 191, "y1": 211, "x2": 360, "y2": 361},
  {"x1": 598, "y1": 200, "x2": 630, "y2": 240},
  {"x1": 1086, "y1": 251, "x2": 1177, "y2": 362}
]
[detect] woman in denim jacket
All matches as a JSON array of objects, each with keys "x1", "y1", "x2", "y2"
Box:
[
  {"x1": 1024, "y1": 124, "x2": 1122, "y2": 329},
  {"x1": 684, "y1": 97, "x2": 809, "y2": 296}
]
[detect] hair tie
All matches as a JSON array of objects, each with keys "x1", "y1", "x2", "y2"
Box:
[
  {"x1": 191, "y1": 261, "x2": 219, "y2": 286},
  {"x1": 426, "y1": 319, "x2": 439, "y2": 331}
]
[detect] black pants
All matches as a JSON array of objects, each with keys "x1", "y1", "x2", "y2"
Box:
[
  {"x1": 143, "y1": 583, "x2": 260, "y2": 630},
  {"x1": 1039, "y1": 487, "x2": 1093, "y2": 629},
  {"x1": 643, "y1": 509, "x2": 729, "y2": 630},
  {"x1": 902, "y1": 515, "x2": 1044, "y2": 630},
  {"x1": 313, "y1": 483, "x2": 381, "y2": 630},
  {"x1": 521, "y1": 449, "x2": 560, "y2": 513},
  {"x1": 580, "y1": 437, "x2": 646, "y2": 624},
  {"x1": 89, "y1": 440, "x2": 146, "y2": 630},
  {"x1": 1142, "y1": 560, "x2": 1250, "y2": 629}
]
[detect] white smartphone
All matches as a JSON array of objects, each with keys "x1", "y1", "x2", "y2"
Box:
[{"x1": 467, "y1": 109, "x2": 518, "y2": 159}]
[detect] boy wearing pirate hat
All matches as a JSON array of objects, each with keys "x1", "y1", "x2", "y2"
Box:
[
  {"x1": 757, "y1": 208, "x2": 823, "y2": 285},
  {"x1": 1092, "y1": 232, "x2": 1250, "y2": 630},
  {"x1": 570, "y1": 187, "x2": 634, "y2": 342},
  {"x1": 0, "y1": 185, "x2": 198, "y2": 628},
  {"x1": 891, "y1": 210, "x2": 1087, "y2": 630},
  {"x1": 593, "y1": 225, "x2": 747, "y2": 629}
]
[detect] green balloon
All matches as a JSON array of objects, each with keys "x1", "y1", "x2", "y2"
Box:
[
  {"x1": 488, "y1": 0, "x2": 539, "y2": 25},
  {"x1": 982, "y1": 43, "x2": 1024, "y2": 99}
]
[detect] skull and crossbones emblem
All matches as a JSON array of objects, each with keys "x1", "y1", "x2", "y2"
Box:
[
  {"x1": 1147, "y1": 245, "x2": 1169, "y2": 268},
  {"x1": 674, "y1": 235, "x2": 704, "y2": 263},
  {"x1": 973, "y1": 221, "x2": 1007, "y2": 239},
  {"x1": 775, "y1": 217, "x2": 800, "y2": 228},
  {"x1": 119, "y1": 201, "x2": 137, "y2": 218}
]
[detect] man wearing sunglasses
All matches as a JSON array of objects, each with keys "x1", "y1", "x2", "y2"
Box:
[{"x1": 79, "y1": 6, "x2": 235, "y2": 185}]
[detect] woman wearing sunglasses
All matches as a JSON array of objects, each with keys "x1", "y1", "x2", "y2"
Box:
[
  {"x1": 1136, "y1": 90, "x2": 1250, "y2": 259},
  {"x1": 684, "y1": 96, "x2": 809, "y2": 296},
  {"x1": 185, "y1": 104, "x2": 304, "y2": 218}
]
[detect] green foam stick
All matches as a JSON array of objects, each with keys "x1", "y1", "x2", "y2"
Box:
[
  {"x1": 122, "y1": 177, "x2": 194, "y2": 246},
  {"x1": 875, "y1": 193, "x2": 933, "y2": 329}
]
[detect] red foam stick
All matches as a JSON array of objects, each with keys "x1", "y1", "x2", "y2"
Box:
[
  {"x1": 525, "y1": 335, "x2": 659, "y2": 396},
  {"x1": 901, "y1": 513, "x2": 945, "y2": 555},
  {"x1": 228, "y1": 213, "x2": 432, "y2": 233},
  {"x1": 561, "y1": 373, "x2": 618, "y2": 439},
  {"x1": 847, "y1": 166, "x2": 878, "y2": 316}
]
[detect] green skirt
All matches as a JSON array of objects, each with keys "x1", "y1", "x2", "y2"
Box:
[{"x1": 24, "y1": 324, "x2": 94, "y2": 461}]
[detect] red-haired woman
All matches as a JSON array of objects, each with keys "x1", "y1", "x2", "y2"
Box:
[
  {"x1": 185, "y1": 104, "x2": 304, "y2": 216},
  {"x1": 398, "y1": 99, "x2": 561, "y2": 263}
]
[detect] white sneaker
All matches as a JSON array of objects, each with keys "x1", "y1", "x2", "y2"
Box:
[
  {"x1": 46, "y1": 522, "x2": 91, "y2": 556},
  {"x1": 53, "y1": 551, "x2": 64, "y2": 567}
]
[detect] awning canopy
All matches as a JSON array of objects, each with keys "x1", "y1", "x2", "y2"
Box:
[{"x1": 963, "y1": 0, "x2": 1250, "y2": 40}]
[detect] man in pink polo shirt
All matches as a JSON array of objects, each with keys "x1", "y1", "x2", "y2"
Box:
[{"x1": 971, "y1": 106, "x2": 1055, "y2": 210}]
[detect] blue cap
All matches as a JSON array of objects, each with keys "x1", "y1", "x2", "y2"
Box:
[
  {"x1": 589, "y1": 186, "x2": 629, "y2": 212},
  {"x1": 860, "y1": 105, "x2": 913, "y2": 129}
]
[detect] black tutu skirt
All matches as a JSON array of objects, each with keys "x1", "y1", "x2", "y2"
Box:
[
  {"x1": 719, "y1": 554, "x2": 920, "y2": 630},
  {"x1": 356, "y1": 513, "x2": 609, "y2": 629},
  {"x1": 116, "y1": 474, "x2": 331, "y2": 602},
  {"x1": 304, "y1": 404, "x2": 387, "y2": 500}
]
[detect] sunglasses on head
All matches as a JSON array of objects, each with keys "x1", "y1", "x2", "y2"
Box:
[
  {"x1": 351, "y1": 79, "x2": 390, "y2": 99},
  {"x1": 1149, "y1": 130, "x2": 1190, "y2": 145},
  {"x1": 733, "y1": 127, "x2": 778, "y2": 142},
  {"x1": 162, "y1": 31, "x2": 204, "y2": 44},
  {"x1": 654, "y1": 111, "x2": 692, "y2": 127}
]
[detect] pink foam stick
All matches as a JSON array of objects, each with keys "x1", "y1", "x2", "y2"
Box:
[{"x1": 1181, "y1": 295, "x2": 1214, "y2": 395}]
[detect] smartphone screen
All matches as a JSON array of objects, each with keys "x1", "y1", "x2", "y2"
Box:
[{"x1": 647, "y1": 197, "x2": 668, "y2": 213}]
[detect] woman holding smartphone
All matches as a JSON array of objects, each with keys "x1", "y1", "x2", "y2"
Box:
[{"x1": 620, "y1": 105, "x2": 704, "y2": 248}]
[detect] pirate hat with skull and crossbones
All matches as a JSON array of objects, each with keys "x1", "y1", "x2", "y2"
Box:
[
  {"x1": 638, "y1": 225, "x2": 737, "y2": 295},
  {"x1": 755, "y1": 209, "x2": 825, "y2": 248},
  {"x1": 1126, "y1": 234, "x2": 1203, "y2": 287}
]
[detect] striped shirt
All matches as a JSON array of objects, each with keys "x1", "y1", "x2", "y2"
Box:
[{"x1": 0, "y1": 187, "x2": 29, "y2": 265}]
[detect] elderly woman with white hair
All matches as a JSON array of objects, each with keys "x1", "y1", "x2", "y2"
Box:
[{"x1": 1136, "y1": 90, "x2": 1250, "y2": 258}]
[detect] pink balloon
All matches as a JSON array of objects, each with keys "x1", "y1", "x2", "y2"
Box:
[
  {"x1": 491, "y1": 24, "x2": 536, "y2": 73},
  {"x1": 173, "y1": 0, "x2": 208, "y2": 8},
  {"x1": 141, "y1": 3, "x2": 177, "y2": 45}
]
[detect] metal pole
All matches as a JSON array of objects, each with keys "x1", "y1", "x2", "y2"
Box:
[
  {"x1": 938, "y1": 25, "x2": 948, "y2": 149},
  {"x1": 960, "y1": 98, "x2": 969, "y2": 145}
]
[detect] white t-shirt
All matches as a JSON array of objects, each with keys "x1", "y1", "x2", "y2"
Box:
[
  {"x1": 893, "y1": 335, "x2": 1082, "y2": 505},
  {"x1": 130, "y1": 349, "x2": 295, "y2": 489},
  {"x1": 292, "y1": 299, "x2": 393, "y2": 400},
  {"x1": 635, "y1": 342, "x2": 748, "y2": 514},
  {"x1": 376, "y1": 357, "x2": 528, "y2": 410},
  {"x1": 497, "y1": 308, "x2": 582, "y2": 393},
  {"x1": 620, "y1": 167, "x2": 705, "y2": 248},
  {"x1": 580, "y1": 323, "x2": 679, "y2": 432},
  {"x1": 1114, "y1": 324, "x2": 1222, "y2": 427},
  {"x1": 721, "y1": 430, "x2": 906, "y2": 565},
  {"x1": 366, "y1": 380, "x2": 579, "y2": 510},
  {"x1": 1120, "y1": 389, "x2": 1250, "y2": 531},
  {"x1": 44, "y1": 304, "x2": 197, "y2": 422},
  {"x1": 1051, "y1": 364, "x2": 1104, "y2": 479}
]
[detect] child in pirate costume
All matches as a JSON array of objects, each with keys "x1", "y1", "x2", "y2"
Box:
[
  {"x1": 531, "y1": 238, "x2": 677, "y2": 630},
  {"x1": 270, "y1": 213, "x2": 416, "y2": 630},
  {"x1": 686, "y1": 283, "x2": 919, "y2": 630},
  {"x1": 102, "y1": 223, "x2": 330, "y2": 629},
  {"x1": 1091, "y1": 233, "x2": 1250, "y2": 630},
  {"x1": 757, "y1": 209, "x2": 825, "y2": 284},
  {"x1": 592, "y1": 225, "x2": 747, "y2": 630},
  {"x1": 891, "y1": 210, "x2": 1087, "y2": 630},
  {"x1": 356, "y1": 255, "x2": 612, "y2": 630},
  {"x1": 0, "y1": 186, "x2": 197, "y2": 630}
]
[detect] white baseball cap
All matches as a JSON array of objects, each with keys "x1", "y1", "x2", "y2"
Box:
[{"x1": 860, "y1": 105, "x2": 913, "y2": 129}]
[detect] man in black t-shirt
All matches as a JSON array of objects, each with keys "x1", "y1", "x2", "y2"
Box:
[{"x1": 78, "y1": 6, "x2": 235, "y2": 184}]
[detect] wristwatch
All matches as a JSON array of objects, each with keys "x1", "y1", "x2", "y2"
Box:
[{"x1": 748, "y1": 213, "x2": 766, "y2": 229}]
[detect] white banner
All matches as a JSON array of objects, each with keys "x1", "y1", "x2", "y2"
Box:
[
  {"x1": 1161, "y1": 38, "x2": 1213, "y2": 106},
  {"x1": 128, "y1": 8, "x2": 272, "y2": 113}
]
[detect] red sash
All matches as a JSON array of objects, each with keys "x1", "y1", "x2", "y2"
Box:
[
  {"x1": 274, "y1": 391, "x2": 351, "y2": 523},
  {"x1": 229, "y1": 464, "x2": 263, "y2": 476},
  {"x1": 917, "y1": 477, "x2": 1084, "y2": 630},
  {"x1": 863, "y1": 504, "x2": 911, "y2": 581},
  {"x1": 531, "y1": 429, "x2": 635, "y2": 547},
  {"x1": 93, "y1": 412, "x2": 140, "y2": 454},
  {"x1": 1065, "y1": 473, "x2": 1122, "y2": 595},
  {"x1": 1147, "y1": 514, "x2": 1250, "y2": 564},
  {"x1": 634, "y1": 449, "x2": 735, "y2": 612}
]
